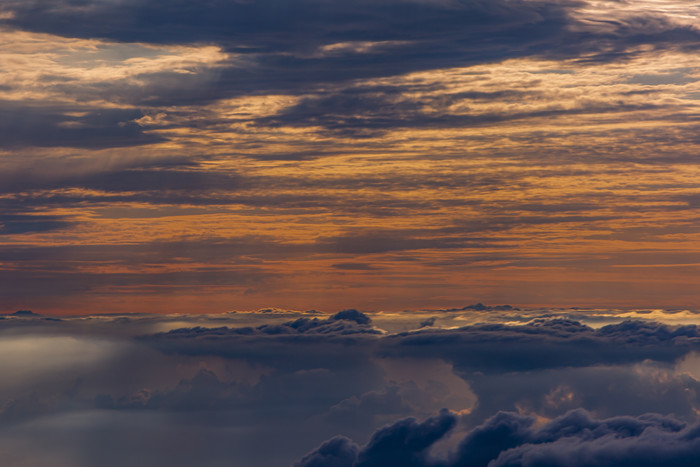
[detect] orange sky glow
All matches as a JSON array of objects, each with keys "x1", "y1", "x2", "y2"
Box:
[{"x1": 2, "y1": 0, "x2": 700, "y2": 314}]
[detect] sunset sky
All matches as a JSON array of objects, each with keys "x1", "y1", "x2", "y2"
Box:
[
  {"x1": 2, "y1": 0, "x2": 700, "y2": 314},
  {"x1": 6, "y1": 2, "x2": 700, "y2": 466}
]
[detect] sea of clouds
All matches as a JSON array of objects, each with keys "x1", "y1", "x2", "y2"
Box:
[{"x1": 3, "y1": 307, "x2": 700, "y2": 466}]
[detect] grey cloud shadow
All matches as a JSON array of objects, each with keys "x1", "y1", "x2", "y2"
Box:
[
  {"x1": 0, "y1": 213, "x2": 73, "y2": 235},
  {"x1": 0, "y1": 102, "x2": 165, "y2": 149}
]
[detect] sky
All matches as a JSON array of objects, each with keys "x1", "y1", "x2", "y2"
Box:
[
  {"x1": 4, "y1": 1, "x2": 700, "y2": 466},
  {"x1": 3, "y1": 307, "x2": 700, "y2": 466},
  {"x1": 2, "y1": 0, "x2": 700, "y2": 314}
]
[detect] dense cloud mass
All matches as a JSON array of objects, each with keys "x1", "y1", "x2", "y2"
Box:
[
  {"x1": 143, "y1": 317, "x2": 700, "y2": 373},
  {"x1": 297, "y1": 409, "x2": 700, "y2": 467},
  {"x1": 380, "y1": 319, "x2": 700, "y2": 372},
  {"x1": 1, "y1": 310, "x2": 700, "y2": 465}
]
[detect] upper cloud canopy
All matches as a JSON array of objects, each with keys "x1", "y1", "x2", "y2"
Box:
[{"x1": 4, "y1": 0, "x2": 700, "y2": 101}]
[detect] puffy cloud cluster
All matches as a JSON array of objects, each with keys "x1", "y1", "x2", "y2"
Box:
[{"x1": 297, "y1": 409, "x2": 700, "y2": 467}]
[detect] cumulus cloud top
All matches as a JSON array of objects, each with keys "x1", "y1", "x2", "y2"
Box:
[
  {"x1": 297, "y1": 409, "x2": 700, "y2": 467},
  {"x1": 150, "y1": 309, "x2": 379, "y2": 338}
]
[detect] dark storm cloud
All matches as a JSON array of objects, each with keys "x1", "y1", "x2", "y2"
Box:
[
  {"x1": 0, "y1": 102, "x2": 164, "y2": 149},
  {"x1": 298, "y1": 409, "x2": 700, "y2": 467}
]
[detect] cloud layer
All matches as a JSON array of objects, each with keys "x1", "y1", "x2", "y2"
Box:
[
  {"x1": 297, "y1": 409, "x2": 700, "y2": 467},
  {"x1": 2, "y1": 310, "x2": 700, "y2": 465}
]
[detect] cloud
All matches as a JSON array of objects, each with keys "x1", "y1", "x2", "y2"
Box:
[
  {"x1": 4, "y1": 0, "x2": 699, "y2": 106},
  {"x1": 151, "y1": 309, "x2": 378, "y2": 338},
  {"x1": 464, "y1": 363, "x2": 700, "y2": 425},
  {"x1": 324, "y1": 385, "x2": 412, "y2": 428},
  {"x1": 139, "y1": 311, "x2": 382, "y2": 372},
  {"x1": 293, "y1": 436, "x2": 359, "y2": 467},
  {"x1": 256, "y1": 86, "x2": 660, "y2": 136},
  {"x1": 379, "y1": 319, "x2": 700, "y2": 373},
  {"x1": 0, "y1": 213, "x2": 72, "y2": 235},
  {"x1": 471, "y1": 410, "x2": 700, "y2": 467},
  {"x1": 297, "y1": 409, "x2": 700, "y2": 467},
  {"x1": 137, "y1": 317, "x2": 700, "y2": 430},
  {"x1": 296, "y1": 409, "x2": 457, "y2": 467},
  {"x1": 3, "y1": 314, "x2": 700, "y2": 465},
  {"x1": 332, "y1": 263, "x2": 380, "y2": 271},
  {"x1": 0, "y1": 102, "x2": 165, "y2": 149},
  {"x1": 2, "y1": 1, "x2": 700, "y2": 465}
]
